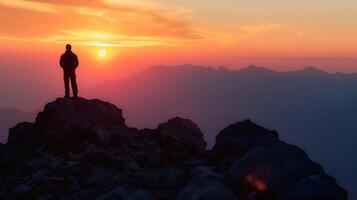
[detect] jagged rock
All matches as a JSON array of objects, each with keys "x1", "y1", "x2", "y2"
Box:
[
  {"x1": 34, "y1": 98, "x2": 129, "y2": 147},
  {"x1": 66, "y1": 161, "x2": 92, "y2": 178},
  {"x1": 83, "y1": 176, "x2": 103, "y2": 188},
  {"x1": 229, "y1": 151, "x2": 297, "y2": 199},
  {"x1": 190, "y1": 166, "x2": 225, "y2": 182},
  {"x1": 157, "y1": 117, "x2": 207, "y2": 154},
  {"x1": 123, "y1": 162, "x2": 140, "y2": 172},
  {"x1": 80, "y1": 144, "x2": 117, "y2": 167},
  {"x1": 89, "y1": 166, "x2": 115, "y2": 180},
  {"x1": 269, "y1": 141, "x2": 325, "y2": 179},
  {"x1": 27, "y1": 153, "x2": 56, "y2": 170},
  {"x1": 36, "y1": 98, "x2": 125, "y2": 127},
  {"x1": 179, "y1": 158, "x2": 207, "y2": 171},
  {"x1": 177, "y1": 166, "x2": 236, "y2": 200},
  {"x1": 177, "y1": 181, "x2": 237, "y2": 200},
  {"x1": 7, "y1": 122, "x2": 36, "y2": 147},
  {"x1": 96, "y1": 187, "x2": 153, "y2": 200},
  {"x1": 134, "y1": 151, "x2": 164, "y2": 168},
  {"x1": 283, "y1": 175, "x2": 347, "y2": 200},
  {"x1": 13, "y1": 183, "x2": 33, "y2": 198},
  {"x1": 135, "y1": 128, "x2": 161, "y2": 151},
  {"x1": 160, "y1": 166, "x2": 187, "y2": 189},
  {"x1": 0, "y1": 143, "x2": 4, "y2": 153},
  {"x1": 228, "y1": 147, "x2": 296, "y2": 195},
  {"x1": 215, "y1": 120, "x2": 346, "y2": 199},
  {"x1": 246, "y1": 191, "x2": 276, "y2": 200},
  {"x1": 0, "y1": 98, "x2": 347, "y2": 199},
  {"x1": 31, "y1": 170, "x2": 46, "y2": 184},
  {"x1": 212, "y1": 120, "x2": 279, "y2": 159},
  {"x1": 132, "y1": 168, "x2": 162, "y2": 189}
]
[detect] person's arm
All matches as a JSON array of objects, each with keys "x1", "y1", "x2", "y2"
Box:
[
  {"x1": 74, "y1": 54, "x2": 79, "y2": 69},
  {"x1": 59, "y1": 54, "x2": 64, "y2": 68}
]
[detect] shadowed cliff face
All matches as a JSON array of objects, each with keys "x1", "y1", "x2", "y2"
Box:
[{"x1": 0, "y1": 98, "x2": 347, "y2": 199}]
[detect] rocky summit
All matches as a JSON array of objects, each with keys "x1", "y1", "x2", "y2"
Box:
[{"x1": 0, "y1": 98, "x2": 347, "y2": 200}]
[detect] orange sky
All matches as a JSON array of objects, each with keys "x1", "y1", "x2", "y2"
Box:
[{"x1": 1, "y1": 0, "x2": 357, "y2": 89}]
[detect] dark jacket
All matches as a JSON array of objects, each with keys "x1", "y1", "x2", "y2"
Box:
[{"x1": 60, "y1": 51, "x2": 79, "y2": 71}]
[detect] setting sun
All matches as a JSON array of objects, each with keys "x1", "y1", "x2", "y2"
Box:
[{"x1": 98, "y1": 49, "x2": 107, "y2": 58}]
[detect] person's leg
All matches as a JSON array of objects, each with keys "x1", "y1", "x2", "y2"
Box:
[
  {"x1": 70, "y1": 70, "x2": 78, "y2": 97},
  {"x1": 64, "y1": 71, "x2": 70, "y2": 98}
]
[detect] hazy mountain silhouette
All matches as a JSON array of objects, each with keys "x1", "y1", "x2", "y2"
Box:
[
  {"x1": 0, "y1": 107, "x2": 34, "y2": 142},
  {"x1": 82, "y1": 65, "x2": 357, "y2": 197}
]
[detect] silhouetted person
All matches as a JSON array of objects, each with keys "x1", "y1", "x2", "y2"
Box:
[{"x1": 60, "y1": 44, "x2": 79, "y2": 98}]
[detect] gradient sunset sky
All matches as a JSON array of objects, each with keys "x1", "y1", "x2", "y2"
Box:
[{"x1": 1, "y1": 0, "x2": 357, "y2": 89}]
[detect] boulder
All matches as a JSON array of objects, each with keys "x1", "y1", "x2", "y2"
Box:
[
  {"x1": 218, "y1": 121, "x2": 347, "y2": 199},
  {"x1": 34, "y1": 98, "x2": 129, "y2": 147},
  {"x1": 283, "y1": 175, "x2": 348, "y2": 200},
  {"x1": 177, "y1": 166, "x2": 236, "y2": 200},
  {"x1": 160, "y1": 166, "x2": 187, "y2": 189},
  {"x1": 131, "y1": 168, "x2": 162, "y2": 189},
  {"x1": 269, "y1": 142, "x2": 325, "y2": 179},
  {"x1": 135, "y1": 128, "x2": 161, "y2": 151},
  {"x1": 31, "y1": 170, "x2": 46, "y2": 184},
  {"x1": 80, "y1": 144, "x2": 117, "y2": 167},
  {"x1": 96, "y1": 187, "x2": 153, "y2": 200},
  {"x1": 123, "y1": 162, "x2": 140, "y2": 172},
  {"x1": 7, "y1": 122, "x2": 36, "y2": 146},
  {"x1": 36, "y1": 98, "x2": 125, "y2": 128},
  {"x1": 212, "y1": 120, "x2": 279, "y2": 159},
  {"x1": 0, "y1": 143, "x2": 5, "y2": 154},
  {"x1": 27, "y1": 153, "x2": 56, "y2": 170},
  {"x1": 227, "y1": 147, "x2": 296, "y2": 197},
  {"x1": 157, "y1": 117, "x2": 207, "y2": 154},
  {"x1": 13, "y1": 183, "x2": 33, "y2": 199},
  {"x1": 134, "y1": 151, "x2": 164, "y2": 168},
  {"x1": 89, "y1": 166, "x2": 115, "y2": 180},
  {"x1": 66, "y1": 161, "x2": 92, "y2": 178},
  {"x1": 131, "y1": 166, "x2": 187, "y2": 190}
]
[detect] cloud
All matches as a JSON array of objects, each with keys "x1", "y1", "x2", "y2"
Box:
[
  {"x1": 241, "y1": 23, "x2": 282, "y2": 35},
  {"x1": 0, "y1": 0, "x2": 202, "y2": 47},
  {"x1": 31, "y1": 29, "x2": 190, "y2": 47},
  {"x1": 0, "y1": 0, "x2": 59, "y2": 13},
  {"x1": 28, "y1": 0, "x2": 193, "y2": 15},
  {"x1": 293, "y1": 32, "x2": 305, "y2": 37},
  {"x1": 102, "y1": 0, "x2": 193, "y2": 16},
  {"x1": 0, "y1": 34, "x2": 30, "y2": 41}
]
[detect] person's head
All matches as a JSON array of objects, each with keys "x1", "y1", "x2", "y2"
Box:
[{"x1": 66, "y1": 44, "x2": 72, "y2": 51}]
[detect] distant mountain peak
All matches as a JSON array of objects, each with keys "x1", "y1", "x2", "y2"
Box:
[
  {"x1": 217, "y1": 65, "x2": 231, "y2": 72},
  {"x1": 148, "y1": 64, "x2": 215, "y2": 73},
  {"x1": 239, "y1": 65, "x2": 276, "y2": 74},
  {"x1": 299, "y1": 66, "x2": 327, "y2": 74}
]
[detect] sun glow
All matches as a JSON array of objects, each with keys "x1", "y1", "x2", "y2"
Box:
[{"x1": 98, "y1": 49, "x2": 107, "y2": 58}]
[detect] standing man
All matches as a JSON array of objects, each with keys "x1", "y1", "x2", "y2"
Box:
[{"x1": 60, "y1": 44, "x2": 79, "y2": 98}]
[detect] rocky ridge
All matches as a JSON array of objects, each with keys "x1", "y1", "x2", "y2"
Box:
[{"x1": 0, "y1": 98, "x2": 347, "y2": 199}]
